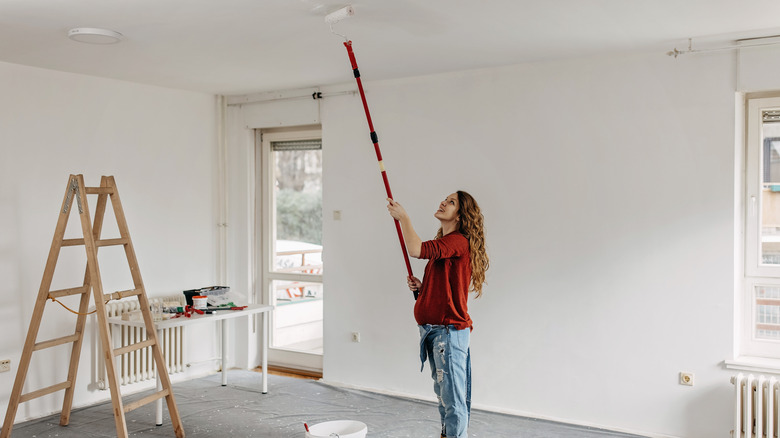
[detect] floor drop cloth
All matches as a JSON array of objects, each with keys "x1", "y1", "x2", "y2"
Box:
[{"x1": 10, "y1": 370, "x2": 647, "y2": 437}]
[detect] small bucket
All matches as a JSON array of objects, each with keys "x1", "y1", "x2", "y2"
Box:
[
  {"x1": 305, "y1": 420, "x2": 367, "y2": 438},
  {"x1": 192, "y1": 296, "x2": 208, "y2": 310}
]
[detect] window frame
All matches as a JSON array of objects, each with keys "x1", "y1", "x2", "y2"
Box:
[
  {"x1": 745, "y1": 96, "x2": 780, "y2": 278},
  {"x1": 740, "y1": 94, "x2": 780, "y2": 361}
]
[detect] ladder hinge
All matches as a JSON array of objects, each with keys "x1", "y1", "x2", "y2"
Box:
[{"x1": 63, "y1": 178, "x2": 83, "y2": 214}]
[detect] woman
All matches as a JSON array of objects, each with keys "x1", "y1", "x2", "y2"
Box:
[{"x1": 387, "y1": 191, "x2": 489, "y2": 438}]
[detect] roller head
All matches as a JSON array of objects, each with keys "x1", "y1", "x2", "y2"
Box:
[{"x1": 325, "y1": 5, "x2": 354, "y2": 24}]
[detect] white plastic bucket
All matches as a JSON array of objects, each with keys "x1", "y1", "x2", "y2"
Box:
[{"x1": 305, "y1": 420, "x2": 367, "y2": 438}]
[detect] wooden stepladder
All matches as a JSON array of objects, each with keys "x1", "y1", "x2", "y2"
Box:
[{"x1": 1, "y1": 175, "x2": 185, "y2": 438}]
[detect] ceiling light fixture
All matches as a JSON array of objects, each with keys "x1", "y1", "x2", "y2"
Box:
[{"x1": 68, "y1": 27, "x2": 123, "y2": 44}]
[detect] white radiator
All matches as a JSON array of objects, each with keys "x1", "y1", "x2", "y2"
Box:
[
  {"x1": 732, "y1": 373, "x2": 780, "y2": 438},
  {"x1": 99, "y1": 295, "x2": 185, "y2": 388}
]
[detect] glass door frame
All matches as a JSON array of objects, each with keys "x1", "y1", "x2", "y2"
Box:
[{"x1": 256, "y1": 125, "x2": 323, "y2": 372}]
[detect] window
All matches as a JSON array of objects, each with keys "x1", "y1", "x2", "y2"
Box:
[
  {"x1": 258, "y1": 127, "x2": 323, "y2": 371},
  {"x1": 741, "y1": 95, "x2": 780, "y2": 360}
]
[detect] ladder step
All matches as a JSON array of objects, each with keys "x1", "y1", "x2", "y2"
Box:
[
  {"x1": 33, "y1": 334, "x2": 80, "y2": 351},
  {"x1": 113, "y1": 338, "x2": 155, "y2": 356},
  {"x1": 84, "y1": 187, "x2": 114, "y2": 195},
  {"x1": 95, "y1": 238, "x2": 128, "y2": 247},
  {"x1": 123, "y1": 389, "x2": 169, "y2": 413},
  {"x1": 61, "y1": 238, "x2": 128, "y2": 247},
  {"x1": 19, "y1": 381, "x2": 71, "y2": 403},
  {"x1": 48, "y1": 285, "x2": 89, "y2": 298},
  {"x1": 103, "y1": 288, "x2": 142, "y2": 301}
]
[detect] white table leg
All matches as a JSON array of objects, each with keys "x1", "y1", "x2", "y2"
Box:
[
  {"x1": 262, "y1": 311, "x2": 268, "y2": 394},
  {"x1": 156, "y1": 328, "x2": 163, "y2": 426},
  {"x1": 221, "y1": 319, "x2": 228, "y2": 386}
]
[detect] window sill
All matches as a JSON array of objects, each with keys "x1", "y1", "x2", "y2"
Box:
[{"x1": 725, "y1": 356, "x2": 780, "y2": 375}]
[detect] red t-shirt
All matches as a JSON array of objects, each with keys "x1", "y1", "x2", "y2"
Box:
[{"x1": 414, "y1": 231, "x2": 473, "y2": 330}]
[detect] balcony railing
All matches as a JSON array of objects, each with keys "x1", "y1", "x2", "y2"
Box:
[{"x1": 274, "y1": 247, "x2": 322, "y2": 300}]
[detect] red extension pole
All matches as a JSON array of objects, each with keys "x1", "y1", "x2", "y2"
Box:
[{"x1": 343, "y1": 41, "x2": 417, "y2": 298}]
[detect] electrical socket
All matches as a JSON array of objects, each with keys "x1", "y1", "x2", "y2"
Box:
[
  {"x1": 351, "y1": 332, "x2": 360, "y2": 343},
  {"x1": 0, "y1": 359, "x2": 10, "y2": 373},
  {"x1": 679, "y1": 372, "x2": 694, "y2": 386}
]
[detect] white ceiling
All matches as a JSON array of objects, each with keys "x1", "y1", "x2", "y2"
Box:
[{"x1": 2, "y1": 0, "x2": 780, "y2": 96}]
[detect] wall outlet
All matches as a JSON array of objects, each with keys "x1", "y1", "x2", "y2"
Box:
[
  {"x1": 679, "y1": 372, "x2": 694, "y2": 386},
  {"x1": 333, "y1": 210, "x2": 342, "y2": 220},
  {"x1": 0, "y1": 359, "x2": 10, "y2": 373},
  {"x1": 351, "y1": 332, "x2": 360, "y2": 343}
]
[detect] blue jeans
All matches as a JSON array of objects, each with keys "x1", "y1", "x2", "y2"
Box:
[{"x1": 419, "y1": 325, "x2": 471, "y2": 438}]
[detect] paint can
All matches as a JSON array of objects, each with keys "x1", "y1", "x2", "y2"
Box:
[
  {"x1": 192, "y1": 296, "x2": 208, "y2": 310},
  {"x1": 305, "y1": 420, "x2": 367, "y2": 438}
]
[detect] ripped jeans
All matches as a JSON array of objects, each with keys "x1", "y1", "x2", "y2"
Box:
[{"x1": 419, "y1": 324, "x2": 471, "y2": 438}]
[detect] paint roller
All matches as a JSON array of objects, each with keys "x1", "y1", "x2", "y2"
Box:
[
  {"x1": 326, "y1": 5, "x2": 418, "y2": 300},
  {"x1": 325, "y1": 5, "x2": 354, "y2": 40}
]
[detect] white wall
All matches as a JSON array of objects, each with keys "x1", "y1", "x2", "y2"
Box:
[
  {"x1": 227, "y1": 46, "x2": 767, "y2": 438},
  {"x1": 0, "y1": 61, "x2": 218, "y2": 425}
]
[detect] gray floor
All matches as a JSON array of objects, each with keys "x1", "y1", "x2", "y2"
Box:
[{"x1": 9, "y1": 370, "x2": 647, "y2": 437}]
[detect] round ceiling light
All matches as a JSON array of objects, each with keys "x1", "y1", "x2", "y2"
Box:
[{"x1": 68, "y1": 27, "x2": 123, "y2": 44}]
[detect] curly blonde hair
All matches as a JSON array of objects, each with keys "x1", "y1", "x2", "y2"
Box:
[{"x1": 436, "y1": 190, "x2": 489, "y2": 297}]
